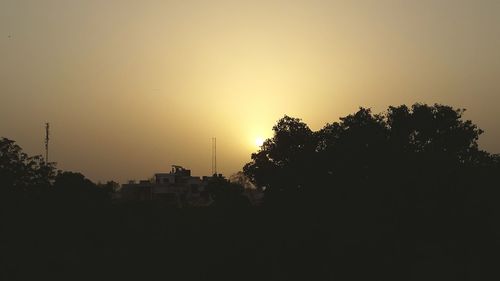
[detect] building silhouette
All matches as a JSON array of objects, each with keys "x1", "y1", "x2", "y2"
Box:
[{"x1": 119, "y1": 165, "x2": 213, "y2": 207}]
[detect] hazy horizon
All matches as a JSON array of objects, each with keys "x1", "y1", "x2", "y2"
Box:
[{"x1": 1, "y1": 0, "x2": 499, "y2": 183}]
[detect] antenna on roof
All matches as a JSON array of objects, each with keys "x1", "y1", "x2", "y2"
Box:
[
  {"x1": 45, "y1": 122, "x2": 50, "y2": 163},
  {"x1": 211, "y1": 137, "x2": 217, "y2": 175}
]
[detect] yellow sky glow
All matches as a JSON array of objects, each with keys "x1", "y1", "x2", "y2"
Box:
[{"x1": 1, "y1": 0, "x2": 499, "y2": 182}]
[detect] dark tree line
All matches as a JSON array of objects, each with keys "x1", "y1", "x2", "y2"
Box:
[
  {"x1": 238, "y1": 103, "x2": 500, "y2": 279},
  {"x1": 4, "y1": 103, "x2": 497, "y2": 210},
  {"x1": 0, "y1": 137, "x2": 114, "y2": 210},
  {"x1": 2, "y1": 103, "x2": 500, "y2": 280},
  {"x1": 205, "y1": 174, "x2": 251, "y2": 208},
  {"x1": 244, "y1": 103, "x2": 499, "y2": 207},
  {"x1": 0, "y1": 138, "x2": 55, "y2": 196}
]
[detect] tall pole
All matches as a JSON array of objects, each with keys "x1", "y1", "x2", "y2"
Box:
[
  {"x1": 45, "y1": 123, "x2": 50, "y2": 163},
  {"x1": 214, "y1": 137, "x2": 217, "y2": 175},
  {"x1": 211, "y1": 137, "x2": 218, "y2": 176},
  {"x1": 211, "y1": 138, "x2": 213, "y2": 175}
]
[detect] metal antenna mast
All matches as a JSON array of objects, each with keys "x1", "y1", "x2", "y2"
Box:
[
  {"x1": 45, "y1": 123, "x2": 50, "y2": 163},
  {"x1": 211, "y1": 137, "x2": 217, "y2": 175},
  {"x1": 211, "y1": 137, "x2": 214, "y2": 175},
  {"x1": 215, "y1": 137, "x2": 217, "y2": 175}
]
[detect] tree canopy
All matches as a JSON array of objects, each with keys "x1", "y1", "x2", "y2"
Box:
[
  {"x1": 0, "y1": 137, "x2": 55, "y2": 196},
  {"x1": 244, "y1": 103, "x2": 498, "y2": 206},
  {"x1": 0, "y1": 137, "x2": 112, "y2": 207}
]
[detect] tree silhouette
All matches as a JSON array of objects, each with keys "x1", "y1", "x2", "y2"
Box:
[
  {"x1": 206, "y1": 174, "x2": 250, "y2": 208},
  {"x1": 0, "y1": 137, "x2": 55, "y2": 199},
  {"x1": 229, "y1": 171, "x2": 256, "y2": 190},
  {"x1": 1, "y1": 104, "x2": 500, "y2": 281},
  {"x1": 244, "y1": 103, "x2": 497, "y2": 206},
  {"x1": 53, "y1": 171, "x2": 110, "y2": 208},
  {"x1": 0, "y1": 138, "x2": 112, "y2": 209},
  {"x1": 243, "y1": 116, "x2": 318, "y2": 205}
]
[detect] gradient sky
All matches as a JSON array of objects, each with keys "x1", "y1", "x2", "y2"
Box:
[{"x1": 1, "y1": 0, "x2": 499, "y2": 183}]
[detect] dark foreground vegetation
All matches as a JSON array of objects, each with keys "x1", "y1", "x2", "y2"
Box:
[{"x1": 1, "y1": 103, "x2": 500, "y2": 281}]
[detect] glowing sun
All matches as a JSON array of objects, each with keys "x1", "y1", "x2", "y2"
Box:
[{"x1": 255, "y1": 137, "x2": 265, "y2": 147}]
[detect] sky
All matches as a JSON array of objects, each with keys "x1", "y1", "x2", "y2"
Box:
[{"x1": 1, "y1": 0, "x2": 499, "y2": 183}]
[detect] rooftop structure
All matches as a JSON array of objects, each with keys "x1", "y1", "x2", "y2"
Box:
[{"x1": 119, "y1": 165, "x2": 213, "y2": 207}]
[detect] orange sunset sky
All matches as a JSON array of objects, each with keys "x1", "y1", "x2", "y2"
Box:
[{"x1": 1, "y1": 0, "x2": 499, "y2": 182}]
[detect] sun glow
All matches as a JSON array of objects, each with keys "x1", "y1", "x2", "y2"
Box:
[{"x1": 255, "y1": 137, "x2": 265, "y2": 147}]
